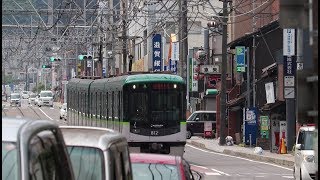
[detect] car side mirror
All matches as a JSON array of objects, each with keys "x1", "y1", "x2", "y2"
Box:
[{"x1": 296, "y1": 144, "x2": 301, "y2": 150}]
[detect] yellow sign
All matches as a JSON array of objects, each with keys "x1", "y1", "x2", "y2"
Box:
[{"x1": 132, "y1": 59, "x2": 144, "y2": 71}]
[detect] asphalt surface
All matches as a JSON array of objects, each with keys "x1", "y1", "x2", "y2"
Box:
[
  {"x1": 184, "y1": 144, "x2": 294, "y2": 180},
  {"x1": 3, "y1": 99, "x2": 294, "y2": 180}
]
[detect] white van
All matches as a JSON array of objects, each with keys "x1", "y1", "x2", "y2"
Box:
[
  {"x1": 294, "y1": 125, "x2": 316, "y2": 180},
  {"x1": 38, "y1": 90, "x2": 54, "y2": 107}
]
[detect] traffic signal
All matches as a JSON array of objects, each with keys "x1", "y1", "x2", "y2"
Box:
[
  {"x1": 78, "y1": 55, "x2": 92, "y2": 60},
  {"x1": 50, "y1": 57, "x2": 61, "y2": 62},
  {"x1": 42, "y1": 65, "x2": 52, "y2": 68}
]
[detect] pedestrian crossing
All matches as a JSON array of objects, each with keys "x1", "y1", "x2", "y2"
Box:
[{"x1": 190, "y1": 164, "x2": 294, "y2": 179}]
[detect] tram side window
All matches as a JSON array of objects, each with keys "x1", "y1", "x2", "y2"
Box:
[
  {"x1": 104, "y1": 93, "x2": 109, "y2": 120},
  {"x1": 119, "y1": 92, "x2": 122, "y2": 122},
  {"x1": 108, "y1": 92, "x2": 112, "y2": 121},
  {"x1": 114, "y1": 91, "x2": 118, "y2": 121},
  {"x1": 97, "y1": 91, "x2": 101, "y2": 118}
]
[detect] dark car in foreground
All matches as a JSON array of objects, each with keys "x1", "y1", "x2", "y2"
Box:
[
  {"x1": 2, "y1": 118, "x2": 74, "y2": 180},
  {"x1": 130, "y1": 153, "x2": 194, "y2": 180}
]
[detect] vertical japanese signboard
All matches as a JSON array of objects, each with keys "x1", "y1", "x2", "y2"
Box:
[
  {"x1": 260, "y1": 116, "x2": 269, "y2": 139},
  {"x1": 191, "y1": 58, "x2": 198, "y2": 92},
  {"x1": 169, "y1": 59, "x2": 177, "y2": 74},
  {"x1": 235, "y1": 46, "x2": 246, "y2": 72},
  {"x1": 283, "y1": 29, "x2": 296, "y2": 99},
  {"x1": 152, "y1": 34, "x2": 162, "y2": 71},
  {"x1": 244, "y1": 107, "x2": 258, "y2": 145}
]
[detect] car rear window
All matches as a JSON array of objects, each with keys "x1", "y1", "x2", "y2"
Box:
[
  {"x1": 131, "y1": 163, "x2": 179, "y2": 180},
  {"x1": 67, "y1": 146, "x2": 104, "y2": 180},
  {"x1": 2, "y1": 142, "x2": 18, "y2": 180}
]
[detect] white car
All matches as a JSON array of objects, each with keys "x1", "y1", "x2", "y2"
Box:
[
  {"x1": 10, "y1": 93, "x2": 21, "y2": 107},
  {"x1": 21, "y1": 91, "x2": 29, "y2": 99},
  {"x1": 38, "y1": 91, "x2": 54, "y2": 107},
  {"x1": 59, "y1": 103, "x2": 67, "y2": 120},
  {"x1": 294, "y1": 125, "x2": 316, "y2": 180},
  {"x1": 28, "y1": 93, "x2": 37, "y2": 104}
]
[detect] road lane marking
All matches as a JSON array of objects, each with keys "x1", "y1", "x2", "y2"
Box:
[
  {"x1": 190, "y1": 164, "x2": 208, "y2": 169},
  {"x1": 186, "y1": 144, "x2": 293, "y2": 171},
  {"x1": 38, "y1": 108, "x2": 53, "y2": 121},
  {"x1": 282, "y1": 176, "x2": 294, "y2": 179},
  {"x1": 205, "y1": 172, "x2": 221, "y2": 176},
  {"x1": 211, "y1": 168, "x2": 231, "y2": 176}
]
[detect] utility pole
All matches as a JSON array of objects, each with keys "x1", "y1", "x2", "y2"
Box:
[
  {"x1": 252, "y1": 0, "x2": 256, "y2": 107},
  {"x1": 122, "y1": 0, "x2": 127, "y2": 73},
  {"x1": 219, "y1": 0, "x2": 228, "y2": 145},
  {"x1": 179, "y1": 0, "x2": 188, "y2": 79}
]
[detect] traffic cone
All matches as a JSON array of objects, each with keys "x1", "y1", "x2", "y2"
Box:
[
  {"x1": 280, "y1": 138, "x2": 287, "y2": 154},
  {"x1": 278, "y1": 137, "x2": 282, "y2": 154}
]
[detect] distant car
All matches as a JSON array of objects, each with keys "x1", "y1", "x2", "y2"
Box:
[
  {"x1": 60, "y1": 103, "x2": 67, "y2": 120},
  {"x1": 9, "y1": 93, "x2": 21, "y2": 107},
  {"x1": 28, "y1": 93, "x2": 37, "y2": 104},
  {"x1": 2, "y1": 93, "x2": 7, "y2": 101},
  {"x1": 60, "y1": 126, "x2": 133, "y2": 180},
  {"x1": 2, "y1": 118, "x2": 75, "y2": 180},
  {"x1": 294, "y1": 125, "x2": 316, "y2": 180},
  {"x1": 38, "y1": 90, "x2": 54, "y2": 107},
  {"x1": 21, "y1": 91, "x2": 29, "y2": 99},
  {"x1": 130, "y1": 153, "x2": 195, "y2": 180},
  {"x1": 186, "y1": 111, "x2": 216, "y2": 139}
]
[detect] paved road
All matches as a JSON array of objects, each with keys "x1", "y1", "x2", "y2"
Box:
[
  {"x1": 2, "y1": 99, "x2": 66, "y2": 125},
  {"x1": 3, "y1": 99, "x2": 294, "y2": 180},
  {"x1": 184, "y1": 144, "x2": 294, "y2": 180}
]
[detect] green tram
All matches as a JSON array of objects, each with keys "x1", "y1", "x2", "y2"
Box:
[{"x1": 67, "y1": 73, "x2": 186, "y2": 155}]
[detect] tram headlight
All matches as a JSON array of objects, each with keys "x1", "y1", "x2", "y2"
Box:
[
  {"x1": 173, "y1": 84, "x2": 177, "y2": 89},
  {"x1": 133, "y1": 85, "x2": 136, "y2": 89}
]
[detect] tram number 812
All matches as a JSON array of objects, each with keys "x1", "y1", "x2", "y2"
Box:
[{"x1": 151, "y1": 131, "x2": 159, "y2": 136}]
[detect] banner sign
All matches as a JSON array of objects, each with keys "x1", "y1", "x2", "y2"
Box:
[
  {"x1": 152, "y1": 34, "x2": 162, "y2": 71},
  {"x1": 260, "y1": 116, "x2": 269, "y2": 139},
  {"x1": 169, "y1": 59, "x2": 177, "y2": 74},
  {"x1": 244, "y1": 107, "x2": 258, "y2": 145},
  {"x1": 235, "y1": 46, "x2": 246, "y2": 72}
]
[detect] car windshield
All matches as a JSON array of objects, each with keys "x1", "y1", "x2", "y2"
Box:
[
  {"x1": 40, "y1": 92, "x2": 53, "y2": 97},
  {"x1": 67, "y1": 146, "x2": 104, "y2": 180},
  {"x1": 131, "y1": 163, "x2": 179, "y2": 180},
  {"x1": 2, "y1": 142, "x2": 18, "y2": 180},
  {"x1": 30, "y1": 94, "x2": 36, "y2": 98},
  {"x1": 10, "y1": 94, "x2": 20, "y2": 99},
  {"x1": 302, "y1": 131, "x2": 315, "y2": 150}
]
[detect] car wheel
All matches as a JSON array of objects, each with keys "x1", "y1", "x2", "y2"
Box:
[{"x1": 186, "y1": 130, "x2": 192, "y2": 139}]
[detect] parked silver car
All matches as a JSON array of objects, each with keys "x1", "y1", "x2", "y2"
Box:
[
  {"x1": 60, "y1": 126, "x2": 133, "y2": 180},
  {"x1": 2, "y1": 118, "x2": 75, "y2": 180}
]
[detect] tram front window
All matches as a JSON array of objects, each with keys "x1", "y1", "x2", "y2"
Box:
[{"x1": 127, "y1": 83, "x2": 182, "y2": 136}]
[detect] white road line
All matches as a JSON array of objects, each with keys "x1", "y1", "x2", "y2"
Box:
[
  {"x1": 38, "y1": 108, "x2": 54, "y2": 121},
  {"x1": 186, "y1": 144, "x2": 293, "y2": 171},
  {"x1": 205, "y1": 172, "x2": 221, "y2": 176},
  {"x1": 190, "y1": 164, "x2": 208, "y2": 169},
  {"x1": 282, "y1": 176, "x2": 294, "y2": 179},
  {"x1": 211, "y1": 168, "x2": 231, "y2": 176}
]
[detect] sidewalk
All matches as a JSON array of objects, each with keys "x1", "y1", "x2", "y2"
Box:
[{"x1": 187, "y1": 136, "x2": 294, "y2": 168}]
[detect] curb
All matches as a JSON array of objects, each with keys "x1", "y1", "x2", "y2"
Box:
[{"x1": 187, "y1": 141, "x2": 294, "y2": 168}]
